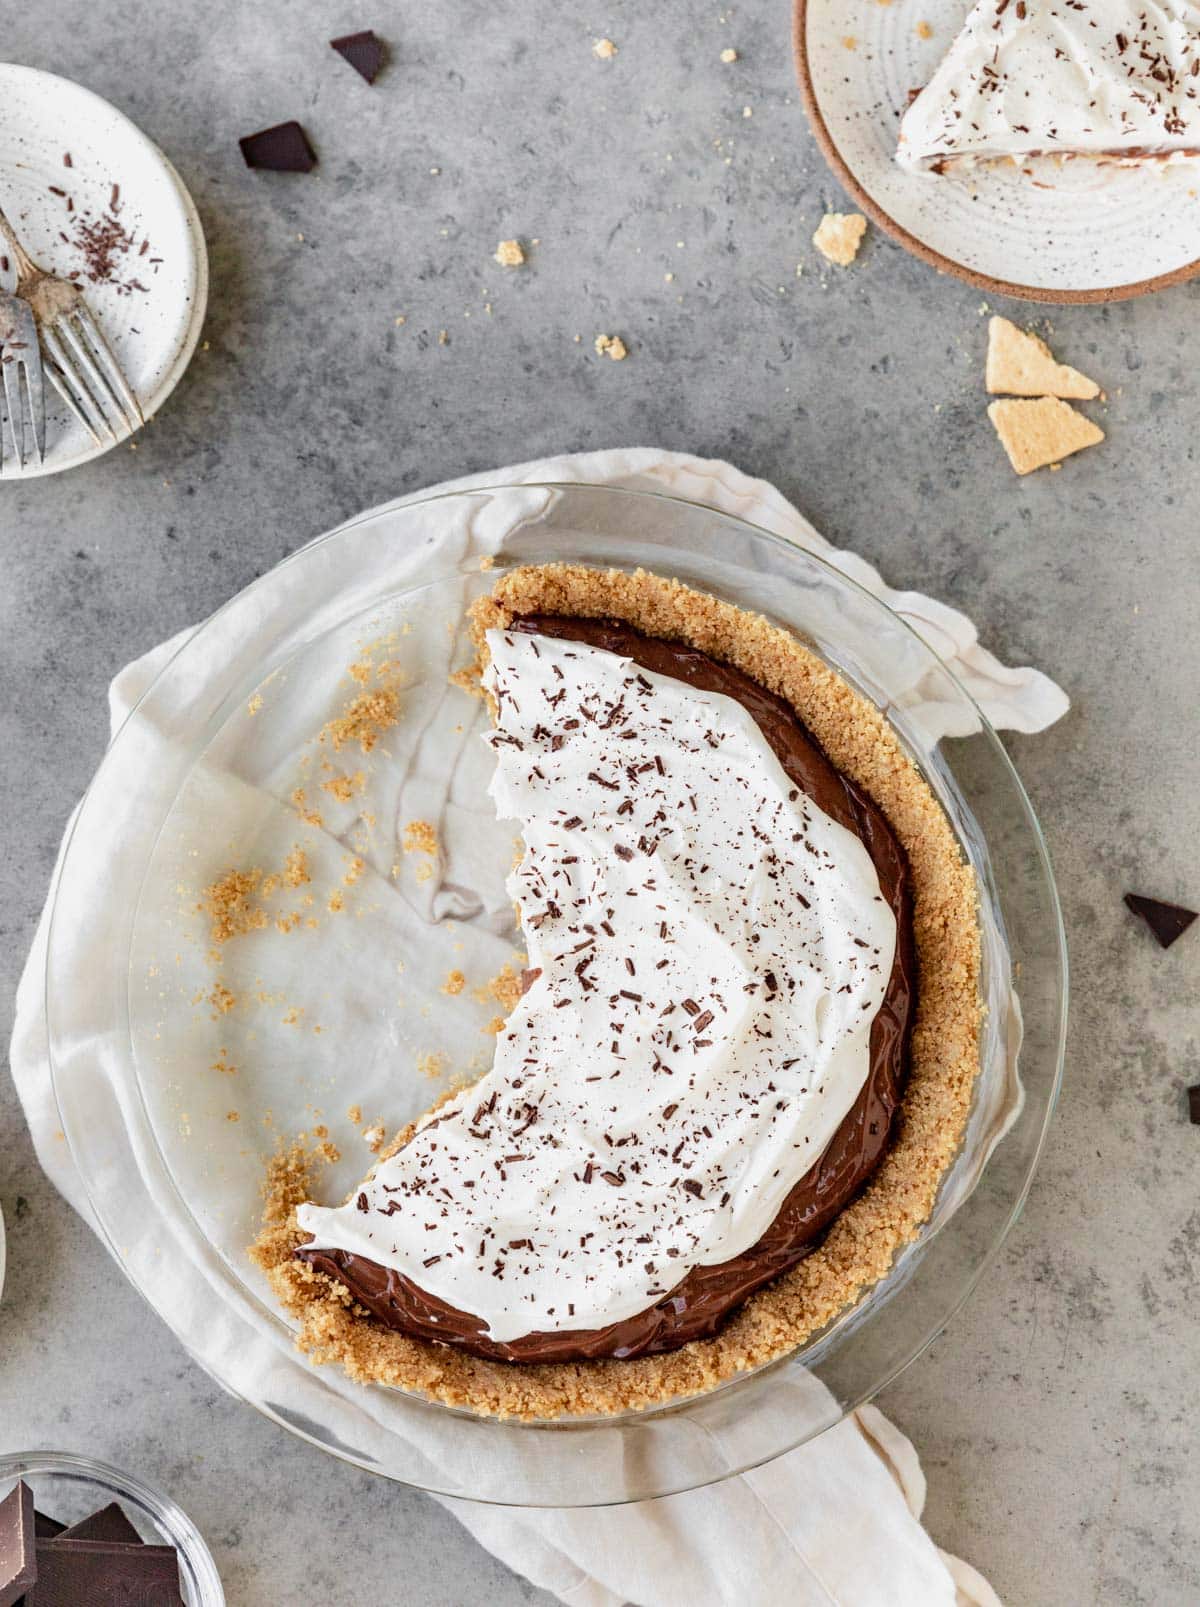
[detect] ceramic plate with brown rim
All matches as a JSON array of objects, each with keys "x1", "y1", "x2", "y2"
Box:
[
  {"x1": 0, "y1": 63, "x2": 207, "y2": 476},
  {"x1": 794, "y1": 0, "x2": 1200, "y2": 304}
]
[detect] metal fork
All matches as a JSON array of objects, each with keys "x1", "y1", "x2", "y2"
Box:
[
  {"x1": 0, "y1": 287, "x2": 44, "y2": 470},
  {"x1": 0, "y1": 203, "x2": 143, "y2": 449}
]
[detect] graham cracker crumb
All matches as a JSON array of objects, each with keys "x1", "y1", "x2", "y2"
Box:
[
  {"x1": 291, "y1": 788, "x2": 324, "y2": 829},
  {"x1": 247, "y1": 693, "x2": 263, "y2": 717},
  {"x1": 212, "y1": 1049, "x2": 236, "y2": 1076},
  {"x1": 593, "y1": 36, "x2": 617, "y2": 58},
  {"x1": 328, "y1": 889, "x2": 345, "y2": 914},
  {"x1": 253, "y1": 566, "x2": 981, "y2": 1422},
  {"x1": 720, "y1": 47, "x2": 738, "y2": 62},
  {"x1": 988, "y1": 396, "x2": 1104, "y2": 475},
  {"x1": 284, "y1": 847, "x2": 311, "y2": 889},
  {"x1": 483, "y1": 1015, "x2": 507, "y2": 1035},
  {"x1": 916, "y1": 19, "x2": 933, "y2": 37},
  {"x1": 442, "y1": 968, "x2": 466, "y2": 996},
  {"x1": 208, "y1": 981, "x2": 237, "y2": 1017},
  {"x1": 403, "y1": 819, "x2": 440, "y2": 856},
  {"x1": 200, "y1": 869, "x2": 267, "y2": 949},
  {"x1": 985, "y1": 316, "x2": 1099, "y2": 400},
  {"x1": 226, "y1": 1110, "x2": 240, "y2": 1122},
  {"x1": 450, "y1": 662, "x2": 485, "y2": 697},
  {"x1": 813, "y1": 212, "x2": 867, "y2": 268},
  {"x1": 343, "y1": 856, "x2": 366, "y2": 886},
  {"x1": 594, "y1": 333, "x2": 628, "y2": 361},
  {"x1": 842, "y1": 35, "x2": 857, "y2": 49},
  {"x1": 322, "y1": 770, "x2": 366, "y2": 803},
  {"x1": 363, "y1": 1123, "x2": 387, "y2": 1151},
  {"x1": 348, "y1": 1104, "x2": 363, "y2": 1124},
  {"x1": 483, "y1": 961, "x2": 523, "y2": 1013},
  {"x1": 494, "y1": 239, "x2": 525, "y2": 267},
  {"x1": 417, "y1": 1050, "x2": 450, "y2": 1079},
  {"x1": 322, "y1": 687, "x2": 400, "y2": 754}
]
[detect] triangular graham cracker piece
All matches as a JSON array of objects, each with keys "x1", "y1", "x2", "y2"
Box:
[
  {"x1": 986, "y1": 318, "x2": 1099, "y2": 401},
  {"x1": 988, "y1": 397, "x2": 1103, "y2": 476}
]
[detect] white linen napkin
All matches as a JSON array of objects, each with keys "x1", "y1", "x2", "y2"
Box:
[{"x1": 10, "y1": 449, "x2": 1062, "y2": 1607}]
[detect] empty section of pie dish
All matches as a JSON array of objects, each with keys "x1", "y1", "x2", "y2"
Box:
[{"x1": 43, "y1": 484, "x2": 1066, "y2": 1506}]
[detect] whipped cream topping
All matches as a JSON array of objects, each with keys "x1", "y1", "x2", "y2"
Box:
[
  {"x1": 297, "y1": 629, "x2": 896, "y2": 1341},
  {"x1": 898, "y1": 0, "x2": 1200, "y2": 172}
]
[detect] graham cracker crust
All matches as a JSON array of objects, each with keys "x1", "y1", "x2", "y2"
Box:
[{"x1": 250, "y1": 563, "x2": 981, "y2": 1420}]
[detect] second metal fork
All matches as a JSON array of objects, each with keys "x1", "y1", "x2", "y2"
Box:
[
  {"x1": 0, "y1": 287, "x2": 44, "y2": 470},
  {"x1": 0, "y1": 202, "x2": 143, "y2": 449}
]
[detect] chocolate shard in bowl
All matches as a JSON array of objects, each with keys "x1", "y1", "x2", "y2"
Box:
[
  {"x1": 1124, "y1": 892, "x2": 1198, "y2": 950},
  {"x1": 239, "y1": 121, "x2": 317, "y2": 173},
  {"x1": 56, "y1": 1502, "x2": 142, "y2": 1545},
  {"x1": 0, "y1": 1480, "x2": 36, "y2": 1607},
  {"x1": 331, "y1": 29, "x2": 386, "y2": 83},
  {"x1": 1188, "y1": 1085, "x2": 1200, "y2": 1126},
  {"x1": 27, "y1": 1539, "x2": 183, "y2": 1605},
  {"x1": 33, "y1": 1512, "x2": 65, "y2": 1540}
]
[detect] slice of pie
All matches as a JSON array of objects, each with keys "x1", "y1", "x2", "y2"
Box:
[
  {"x1": 253, "y1": 565, "x2": 981, "y2": 1418},
  {"x1": 898, "y1": 0, "x2": 1200, "y2": 174}
]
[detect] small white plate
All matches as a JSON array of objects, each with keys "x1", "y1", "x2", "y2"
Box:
[
  {"x1": 795, "y1": 0, "x2": 1200, "y2": 303},
  {"x1": 0, "y1": 63, "x2": 208, "y2": 476}
]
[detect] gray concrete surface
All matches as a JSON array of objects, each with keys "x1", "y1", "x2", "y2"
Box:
[{"x1": 1, "y1": 2, "x2": 1197, "y2": 1603}]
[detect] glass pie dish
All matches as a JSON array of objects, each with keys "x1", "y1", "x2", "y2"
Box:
[{"x1": 44, "y1": 483, "x2": 1067, "y2": 1506}]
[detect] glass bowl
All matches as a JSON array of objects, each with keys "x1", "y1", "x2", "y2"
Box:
[
  {"x1": 0, "y1": 1450, "x2": 223, "y2": 1605},
  {"x1": 44, "y1": 482, "x2": 1067, "y2": 1506}
]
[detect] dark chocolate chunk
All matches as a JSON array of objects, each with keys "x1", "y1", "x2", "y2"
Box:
[
  {"x1": 1124, "y1": 893, "x2": 1198, "y2": 950},
  {"x1": 330, "y1": 29, "x2": 386, "y2": 83},
  {"x1": 27, "y1": 1539, "x2": 183, "y2": 1606},
  {"x1": 238, "y1": 121, "x2": 317, "y2": 173},
  {"x1": 1188, "y1": 1085, "x2": 1200, "y2": 1126},
  {"x1": 0, "y1": 1481, "x2": 37, "y2": 1607},
  {"x1": 56, "y1": 1503, "x2": 142, "y2": 1545},
  {"x1": 33, "y1": 1513, "x2": 64, "y2": 1540}
]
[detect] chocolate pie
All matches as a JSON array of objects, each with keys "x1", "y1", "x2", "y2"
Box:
[{"x1": 253, "y1": 564, "x2": 981, "y2": 1419}]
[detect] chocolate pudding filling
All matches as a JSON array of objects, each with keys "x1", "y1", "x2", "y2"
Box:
[{"x1": 297, "y1": 615, "x2": 917, "y2": 1363}]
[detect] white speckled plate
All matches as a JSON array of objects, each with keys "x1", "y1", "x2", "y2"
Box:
[
  {"x1": 0, "y1": 63, "x2": 207, "y2": 476},
  {"x1": 795, "y1": 0, "x2": 1200, "y2": 303}
]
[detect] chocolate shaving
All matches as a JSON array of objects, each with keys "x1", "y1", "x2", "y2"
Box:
[
  {"x1": 330, "y1": 29, "x2": 386, "y2": 83},
  {"x1": 239, "y1": 121, "x2": 317, "y2": 173},
  {"x1": 1125, "y1": 892, "x2": 1197, "y2": 949}
]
